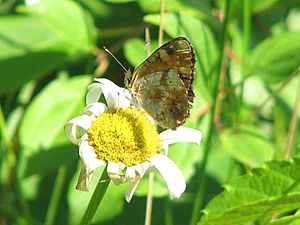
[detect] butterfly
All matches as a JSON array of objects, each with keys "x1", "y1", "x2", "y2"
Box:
[{"x1": 124, "y1": 37, "x2": 196, "y2": 130}]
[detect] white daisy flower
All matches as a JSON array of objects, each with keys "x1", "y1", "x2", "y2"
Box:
[{"x1": 65, "y1": 78, "x2": 202, "y2": 202}]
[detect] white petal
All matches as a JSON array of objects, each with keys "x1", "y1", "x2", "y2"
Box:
[
  {"x1": 149, "y1": 154, "x2": 186, "y2": 199},
  {"x1": 118, "y1": 89, "x2": 132, "y2": 108},
  {"x1": 83, "y1": 102, "x2": 107, "y2": 117},
  {"x1": 76, "y1": 160, "x2": 93, "y2": 191},
  {"x1": 64, "y1": 115, "x2": 92, "y2": 144},
  {"x1": 107, "y1": 162, "x2": 123, "y2": 184},
  {"x1": 125, "y1": 178, "x2": 142, "y2": 202},
  {"x1": 159, "y1": 127, "x2": 202, "y2": 147},
  {"x1": 79, "y1": 140, "x2": 105, "y2": 171},
  {"x1": 86, "y1": 83, "x2": 103, "y2": 105},
  {"x1": 107, "y1": 162, "x2": 119, "y2": 174},
  {"x1": 125, "y1": 166, "x2": 136, "y2": 181},
  {"x1": 91, "y1": 78, "x2": 130, "y2": 109},
  {"x1": 134, "y1": 161, "x2": 150, "y2": 176}
]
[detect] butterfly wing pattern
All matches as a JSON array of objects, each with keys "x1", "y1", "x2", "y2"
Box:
[{"x1": 125, "y1": 37, "x2": 196, "y2": 130}]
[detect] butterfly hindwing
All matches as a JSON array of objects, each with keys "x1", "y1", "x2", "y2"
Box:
[
  {"x1": 125, "y1": 37, "x2": 196, "y2": 129},
  {"x1": 133, "y1": 70, "x2": 190, "y2": 129}
]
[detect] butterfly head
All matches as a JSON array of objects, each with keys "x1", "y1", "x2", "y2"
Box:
[{"x1": 124, "y1": 69, "x2": 133, "y2": 88}]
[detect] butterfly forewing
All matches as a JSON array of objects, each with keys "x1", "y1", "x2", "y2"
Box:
[{"x1": 125, "y1": 37, "x2": 196, "y2": 130}]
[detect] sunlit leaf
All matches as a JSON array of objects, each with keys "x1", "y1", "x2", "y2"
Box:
[
  {"x1": 220, "y1": 126, "x2": 274, "y2": 167},
  {"x1": 246, "y1": 31, "x2": 300, "y2": 82},
  {"x1": 19, "y1": 75, "x2": 91, "y2": 177},
  {"x1": 199, "y1": 155, "x2": 300, "y2": 225},
  {"x1": 19, "y1": 0, "x2": 96, "y2": 53}
]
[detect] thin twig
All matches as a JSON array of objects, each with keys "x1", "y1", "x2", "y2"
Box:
[
  {"x1": 214, "y1": 42, "x2": 229, "y2": 130},
  {"x1": 285, "y1": 67, "x2": 300, "y2": 158},
  {"x1": 158, "y1": 0, "x2": 165, "y2": 47},
  {"x1": 145, "y1": 28, "x2": 152, "y2": 56},
  {"x1": 233, "y1": 70, "x2": 298, "y2": 131},
  {"x1": 145, "y1": 172, "x2": 154, "y2": 225},
  {"x1": 145, "y1": 1, "x2": 165, "y2": 223},
  {"x1": 144, "y1": 27, "x2": 153, "y2": 225}
]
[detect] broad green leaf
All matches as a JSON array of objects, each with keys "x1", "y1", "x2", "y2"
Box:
[
  {"x1": 220, "y1": 126, "x2": 274, "y2": 167},
  {"x1": 103, "y1": 0, "x2": 138, "y2": 2},
  {"x1": 0, "y1": 16, "x2": 68, "y2": 94},
  {"x1": 0, "y1": 1, "x2": 96, "y2": 94},
  {"x1": 68, "y1": 165, "x2": 126, "y2": 224},
  {"x1": 139, "y1": 0, "x2": 219, "y2": 29},
  {"x1": 252, "y1": 0, "x2": 280, "y2": 12},
  {"x1": 0, "y1": 51, "x2": 67, "y2": 95},
  {"x1": 19, "y1": 0, "x2": 96, "y2": 54},
  {"x1": 0, "y1": 16, "x2": 64, "y2": 59},
  {"x1": 246, "y1": 31, "x2": 300, "y2": 82},
  {"x1": 199, "y1": 155, "x2": 300, "y2": 225},
  {"x1": 19, "y1": 75, "x2": 91, "y2": 177},
  {"x1": 139, "y1": 0, "x2": 205, "y2": 18}
]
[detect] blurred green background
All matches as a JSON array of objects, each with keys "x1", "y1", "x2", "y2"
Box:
[{"x1": 1, "y1": 0, "x2": 300, "y2": 225}]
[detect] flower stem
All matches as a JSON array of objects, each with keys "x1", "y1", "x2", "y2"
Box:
[
  {"x1": 238, "y1": 0, "x2": 251, "y2": 121},
  {"x1": 79, "y1": 166, "x2": 110, "y2": 225},
  {"x1": 44, "y1": 165, "x2": 67, "y2": 225},
  {"x1": 144, "y1": 172, "x2": 154, "y2": 225},
  {"x1": 189, "y1": 1, "x2": 232, "y2": 225}
]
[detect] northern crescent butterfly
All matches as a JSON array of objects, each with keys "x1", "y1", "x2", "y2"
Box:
[{"x1": 124, "y1": 37, "x2": 196, "y2": 130}]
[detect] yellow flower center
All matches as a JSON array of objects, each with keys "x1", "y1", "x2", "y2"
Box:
[{"x1": 87, "y1": 108, "x2": 161, "y2": 166}]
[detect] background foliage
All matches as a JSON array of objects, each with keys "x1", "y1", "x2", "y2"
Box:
[{"x1": 1, "y1": 0, "x2": 300, "y2": 225}]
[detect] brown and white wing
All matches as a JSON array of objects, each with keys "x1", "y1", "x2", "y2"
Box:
[
  {"x1": 133, "y1": 70, "x2": 190, "y2": 129},
  {"x1": 130, "y1": 37, "x2": 196, "y2": 105}
]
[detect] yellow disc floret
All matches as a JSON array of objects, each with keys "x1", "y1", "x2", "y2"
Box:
[{"x1": 87, "y1": 108, "x2": 161, "y2": 166}]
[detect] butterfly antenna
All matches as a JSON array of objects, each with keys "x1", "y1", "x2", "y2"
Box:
[
  {"x1": 103, "y1": 46, "x2": 128, "y2": 72},
  {"x1": 133, "y1": 41, "x2": 151, "y2": 71}
]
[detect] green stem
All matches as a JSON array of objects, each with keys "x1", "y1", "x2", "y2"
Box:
[
  {"x1": 79, "y1": 166, "x2": 110, "y2": 225},
  {"x1": 14, "y1": 176, "x2": 32, "y2": 225},
  {"x1": 189, "y1": 1, "x2": 232, "y2": 225},
  {"x1": 242, "y1": 0, "x2": 251, "y2": 63},
  {"x1": 238, "y1": 0, "x2": 251, "y2": 121},
  {"x1": 165, "y1": 198, "x2": 173, "y2": 225},
  {"x1": 44, "y1": 165, "x2": 67, "y2": 225}
]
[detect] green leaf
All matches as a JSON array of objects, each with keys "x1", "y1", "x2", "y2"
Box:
[
  {"x1": 246, "y1": 31, "x2": 300, "y2": 82},
  {"x1": 0, "y1": 1, "x2": 96, "y2": 94},
  {"x1": 19, "y1": 0, "x2": 96, "y2": 53},
  {"x1": 220, "y1": 126, "x2": 274, "y2": 167},
  {"x1": 19, "y1": 75, "x2": 91, "y2": 177},
  {"x1": 103, "y1": 0, "x2": 138, "y2": 2},
  {"x1": 199, "y1": 155, "x2": 300, "y2": 225},
  {"x1": 0, "y1": 16, "x2": 68, "y2": 95},
  {"x1": 251, "y1": 0, "x2": 280, "y2": 12},
  {"x1": 0, "y1": 51, "x2": 67, "y2": 95},
  {"x1": 139, "y1": 0, "x2": 205, "y2": 18},
  {"x1": 139, "y1": 0, "x2": 219, "y2": 29}
]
